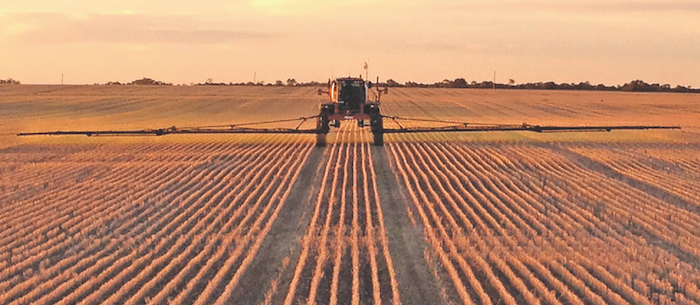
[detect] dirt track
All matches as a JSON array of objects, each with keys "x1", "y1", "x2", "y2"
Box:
[
  {"x1": 225, "y1": 139, "x2": 447, "y2": 304},
  {"x1": 227, "y1": 146, "x2": 328, "y2": 304},
  {"x1": 219, "y1": 141, "x2": 452, "y2": 304},
  {"x1": 370, "y1": 146, "x2": 445, "y2": 304}
]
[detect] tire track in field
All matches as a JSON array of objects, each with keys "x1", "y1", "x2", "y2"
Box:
[
  {"x1": 552, "y1": 145, "x2": 700, "y2": 216},
  {"x1": 371, "y1": 146, "x2": 445, "y2": 305},
  {"x1": 254, "y1": 123, "x2": 406, "y2": 305},
  {"x1": 552, "y1": 144, "x2": 700, "y2": 270},
  {"x1": 226, "y1": 146, "x2": 327, "y2": 304}
]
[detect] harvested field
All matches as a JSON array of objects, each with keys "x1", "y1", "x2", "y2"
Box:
[
  {"x1": 1, "y1": 85, "x2": 699, "y2": 304},
  {"x1": 389, "y1": 141, "x2": 700, "y2": 304},
  {"x1": 0, "y1": 138, "x2": 314, "y2": 305}
]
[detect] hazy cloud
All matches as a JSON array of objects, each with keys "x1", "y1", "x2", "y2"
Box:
[
  {"x1": 248, "y1": 0, "x2": 373, "y2": 15},
  {"x1": 1, "y1": 1, "x2": 697, "y2": 86},
  {"x1": 3, "y1": 12, "x2": 276, "y2": 44},
  {"x1": 405, "y1": 40, "x2": 488, "y2": 53},
  {"x1": 427, "y1": 0, "x2": 700, "y2": 13}
]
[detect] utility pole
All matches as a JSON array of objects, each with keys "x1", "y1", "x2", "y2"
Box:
[
  {"x1": 364, "y1": 61, "x2": 368, "y2": 80},
  {"x1": 493, "y1": 71, "x2": 496, "y2": 90},
  {"x1": 253, "y1": 71, "x2": 256, "y2": 84},
  {"x1": 61, "y1": 74, "x2": 64, "y2": 85}
]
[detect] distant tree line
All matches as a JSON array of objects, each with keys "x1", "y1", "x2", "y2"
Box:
[
  {"x1": 100, "y1": 78, "x2": 173, "y2": 86},
  {"x1": 91, "y1": 77, "x2": 698, "y2": 93},
  {"x1": 0, "y1": 78, "x2": 20, "y2": 84},
  {"x1": 100, "y1": 77, "x2": 325, "y2": 87},
  {"x1": 395, "y1": 78, "x2": 699, "y2": 93},
  {"x1": 197, "y1": 78, "x2": 327, "y2": 87}
]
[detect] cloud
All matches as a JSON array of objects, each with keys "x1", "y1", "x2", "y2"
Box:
[
  {"x1": 405, "y1": 40, "x2": 488, "y2": 53},
  {"x1": 3, "y1": 12, "x2": 276, "y2": 44},
  {"x1": 428, "y1": 0, "x2": 700, "y2": 13},
  {"x1": 559, "y1": 1, "x2": 700, "y2": 13},
  {"x1": 514, "y1": 1, "x2": 700, "y2": 15},
  {"x1": 247, "y1": 0, "x2": 374, "y2": 15}
]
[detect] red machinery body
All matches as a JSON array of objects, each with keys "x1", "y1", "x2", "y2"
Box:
[
  {"x1": 324, "y1": 77, "x2": 372, "y2": 121},
  {"x1": 316, "y1": 77, "x2": 384, "y2": 145}
]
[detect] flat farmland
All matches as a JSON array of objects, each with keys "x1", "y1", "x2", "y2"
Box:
[{"x1": 1, "y1": 85, "x2": 700, "y2": 304}]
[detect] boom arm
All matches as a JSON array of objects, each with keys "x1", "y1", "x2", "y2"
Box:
[
  {"x1": 17, "y1": 127, "x2": 319, "y2": 137},
  {"x1": 381, "y1": 124, "x2": 679, "y2": 134},
  {"x1": 17, "y1": 114, "x2": 680, "y2": 147},
  {"x1": 17, "y1": 116, "x2": 320, "y2": 137},
  {"x1": 379, "y1": 116, "x2": 679, "y2": 134}
]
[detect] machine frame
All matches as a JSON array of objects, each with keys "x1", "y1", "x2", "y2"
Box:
[{"x1": 18, "y1": 77, "x2": 681, "y2": 146}]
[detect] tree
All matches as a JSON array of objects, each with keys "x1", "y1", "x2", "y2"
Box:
[
  {"x1": 128, "y1": 78, "x2": 171, "y2": 85},
  {"x1": 541, "y1": 82, "x2": 557, "y2": 90},
  {"x1": 621, "y1": 80, "x2": 653, "y2": 92},
  {"x1": 275, "y1": 80, "x2": 284, "y2": 86},
  {"x1": 452, "y1": 78, "x2": 468, "y2": 88},
  {"x1": 286, "y1": 78, "x2": 297, "y2": 86},
  {"x1": 509, "y1": 79, "x2": 515, "y2": 86},
  {"x1": 405, "y1": 81, "x2": 422, "y2": 88},
  {"x1": 0, "y1": 78, "x2": 20, "y2": 85},
  {"x1": 386, "y1": 79, "x2": 402, "y2": 87}
]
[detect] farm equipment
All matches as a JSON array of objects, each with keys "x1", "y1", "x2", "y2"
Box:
[
  {"x1": 314, "y1": 77, "x2": 385, "y2": 146},
  {"x1": 18, "y1": 77, "x2": 680, "y2": 145}
]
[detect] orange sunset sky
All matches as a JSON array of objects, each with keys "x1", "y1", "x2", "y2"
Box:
[{"x1": 1, "y1": 0, "x2": 698, "y2": 86}]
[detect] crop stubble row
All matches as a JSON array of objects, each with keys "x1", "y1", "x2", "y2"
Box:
[
  {"x1": 388, "y1": 140, "x2": 700, "y2": 305},
  {"x1": 279, "y1": 123, "x2": 400, "y2": 305},
  {"x1": 0, "y1": 137, "x2": 313, "y2": 305},
  {"x1": 2, "y1": 132, "x2": 700, "y2": 304},
  {"x1": 569, "y1": 144, "x2": 700, "y2": 208}
]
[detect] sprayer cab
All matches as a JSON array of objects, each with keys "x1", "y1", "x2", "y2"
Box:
[
  {"x1": 332, "y1": 78, "x2": 367, "y2": 110},
  {"x1": 315, "y1": 77, "x2": 385, "y2": 146}
]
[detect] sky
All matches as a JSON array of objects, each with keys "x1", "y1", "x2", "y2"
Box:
[{"x1": 1, "y1": 0, "x2": 698, "y2": 86}]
